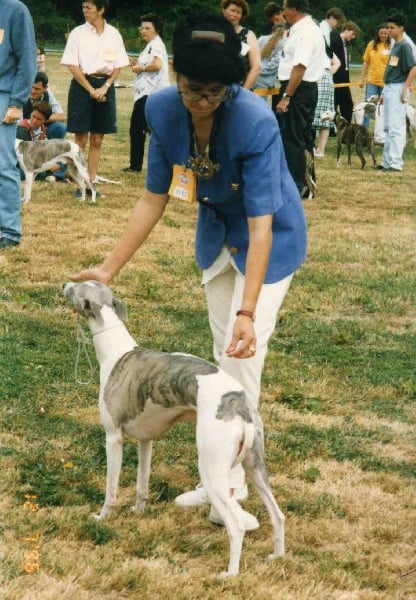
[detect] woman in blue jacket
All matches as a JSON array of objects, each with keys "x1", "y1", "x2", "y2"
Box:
[{"x1": 71, "y1": 10, "x2": 307, "y2": 530}]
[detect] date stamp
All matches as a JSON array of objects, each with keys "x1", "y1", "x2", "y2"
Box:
[{"x1": 22, "y1": 494, "x2": 40, "y2": 574}]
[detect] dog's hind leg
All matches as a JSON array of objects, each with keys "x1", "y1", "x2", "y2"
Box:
[
  {"x1": 369, "y1": 142, "x2": 377, "y2": 168},
  {"x1": 197, "y1": 419, "x2": 246, "y2": 576},
  {"x1": 66, "y1": 162, "x2": 87, "y2": 201},
  {"x1": 201, "y1": 472, "x2": 246, "y2": 577},
  {"x1": 243, "y1": 445, "x2": 285, "y2": 562},
  {"x1": 133, "y1": 440, "x2": 153, "y2": 512},
  {"x1": 356, "y1": 143, "x2": 366, "y2": 170},
  {"x1": 95, "y1": 426, "x2": 123, "y2": 520}
]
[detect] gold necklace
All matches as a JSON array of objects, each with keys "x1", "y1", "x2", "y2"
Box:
[
  {"x1": 189, "y1": 147, "x2": 220, "y2": 180},
  {"x1": 188, "y1": 111, "x2": 221, "y2": 180}
]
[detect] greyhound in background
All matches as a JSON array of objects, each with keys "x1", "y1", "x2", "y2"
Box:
[
  {"x1": 63, "y1": 280, "x2": 285, "y2": 577},
  {"x1": 15, "y1": 139, "x2": 96, "y2": 203},
  {"x1": 334, "y1": 111, "x2": 377, "y2": 170}
]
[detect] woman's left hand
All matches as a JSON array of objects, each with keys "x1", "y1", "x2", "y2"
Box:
[{"x1": 225, "y1": 317, "x2": 256, "y2": 359}]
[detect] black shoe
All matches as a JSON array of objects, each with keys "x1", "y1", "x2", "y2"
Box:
[
  {"x1": 384, "y1": 167, "x2": 402, "y2": 172},
  {"x1": 122, "y1": 167, "x2": 141, "y2": 173},
  {"x1": 0, "y1": 237, "x2": 19, "y2": 250}
]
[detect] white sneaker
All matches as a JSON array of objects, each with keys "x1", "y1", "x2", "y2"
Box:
[
  {"x1": 45, "y1": 175, "x2": 57, "y2": 183},
  {"x1": 175, "y1": 483, "x2": 248, "y2": 508},
  {"x1": 175, "y1": 483, "x2": 209, "y2": 507},
  {"x1": 208, "y1": 500, "x2": 260, "y2": 531}
]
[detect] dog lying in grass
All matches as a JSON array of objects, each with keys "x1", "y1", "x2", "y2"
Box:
[{"x1": 334, "y1": 111, "x2": 376, "y2": 170}]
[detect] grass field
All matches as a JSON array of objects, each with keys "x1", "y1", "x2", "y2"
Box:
[{"x1": 0, "y1": 54, "x2": 415, "y2": 599}]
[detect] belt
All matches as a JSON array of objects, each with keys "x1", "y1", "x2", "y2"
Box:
[{"x1": 85, "y1": 73, "x2": 110, "y2": 78}]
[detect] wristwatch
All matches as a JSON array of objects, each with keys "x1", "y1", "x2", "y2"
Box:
[{"x1": 282, "y1": 93, "x2": 291, "y2": 99}]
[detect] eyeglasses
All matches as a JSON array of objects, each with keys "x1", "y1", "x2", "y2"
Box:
[{"x1": 178, "y1": 87, "x2": 230, "y2": 105}]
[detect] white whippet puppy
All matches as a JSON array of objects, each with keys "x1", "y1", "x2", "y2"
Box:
[
  {"x1": 15, "y1": 139, "x2": 96, "y2": 203},
  {"x1": 63, "y1": 280, "x2": 285, "y2": 577}
]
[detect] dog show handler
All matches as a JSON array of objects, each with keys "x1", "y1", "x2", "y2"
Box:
[
  {"x1": 61, "y1": 0, "x2": 129, "y2": 196},
  {"x1": 71, "y1": 10, "x2": 307, "y2": 531}
]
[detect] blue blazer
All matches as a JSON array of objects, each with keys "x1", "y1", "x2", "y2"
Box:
[{"x1": 145, "y1": 84, "x2": 307, "y2": 284}]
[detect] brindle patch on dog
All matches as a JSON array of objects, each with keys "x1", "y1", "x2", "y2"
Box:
[
  {"x1": 216, "y1": 391, "x2": 253, "y2": 423},
  {"x1": 18, "y1": 140, "x2": 78, "y2": 171},
  {"x1": 104, "y1": 348, "x2": 220, "y2": 426}
]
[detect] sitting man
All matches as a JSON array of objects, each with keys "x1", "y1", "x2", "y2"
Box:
[
  {"x1": 17, "y1": 100, "x2": 67, "y2": 181},
  {"x1": 22, "y1": 72, "x2": 66, "y2": 139}
]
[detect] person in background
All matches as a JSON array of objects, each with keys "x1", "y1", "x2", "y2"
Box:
[
  {"x1": 359, "y1": 24, "x2": 391, "y2": 129},
  {"x1": 377, "y1": 14, "x2": 416, "y2": 172},
  {"x1": 0, "y1": 0, "x2": 37, "y2": 250},
  {"x1": 276, "y1": 0, "x2": 326, "y2": 198},
  {"x1": 254, "y1": 23, "x2": 287, "y2": 101},
  {"x1": 17, "y1": 100, "x2": 51, "y2": 141},
  {"x1": 221, "y1": 0, "x2": 261, "y2": 90},
  {"x1": 37, "y1": 46, "x2": 46, "y2": 72},
  {"x1": 330, "y1": 20, "x2": 361, "y2": 122},
  {"x1": 312, "y1": 47, "x2": 340, "y2": 158},
  {"x1": 69, "y1": 10, "x2": 307, "y2": 529},
  {"x1": 262, "y1": 2, "x2": 285, "y2": 35},
  {"x1": 22, "y1": 72, "x2": 66, "y2": 140},
  {"x1": 123, "y1": 13, "x2": 169, "y2": 174},
  {"x1": 312, "y1": 8, "x2": 344, "y2": 157},
  {"x1": 61, "y1": 0, "x2": 129, "y2": 198},
  {"x1": 319, "y1": 7, "x2": 345, "y2": 46}
]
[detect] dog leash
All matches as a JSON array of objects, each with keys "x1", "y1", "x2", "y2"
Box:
[{"x1": 75, "y1": 317, "x2": 96, "y2": 385}]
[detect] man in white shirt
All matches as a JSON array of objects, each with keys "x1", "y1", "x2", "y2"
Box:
[{"x1": 276, "y1": 0, "x2": 326, "y2": 198}]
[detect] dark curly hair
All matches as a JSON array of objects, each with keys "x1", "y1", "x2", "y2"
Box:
[{"x1": 172, "y1": 11, "x2": 245, "y2": 84}]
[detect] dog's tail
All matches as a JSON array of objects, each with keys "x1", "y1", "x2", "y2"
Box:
[{"x1": 231, "y1": 422, "x2": 256, "y2": 468}]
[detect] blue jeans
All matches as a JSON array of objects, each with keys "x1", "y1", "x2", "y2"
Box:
[
  {"x1": 0, "y1": 92, "x2": 21, "y2": 242},
  {"x1": 363, "y1": 83, "x2": 383, "y2": 129},
  {"x1": 46, "y1": 121, "x2": 66, "y2": 139},
  {"x1": 381, "y1": 83, "x2": 407, "y2": 170}
]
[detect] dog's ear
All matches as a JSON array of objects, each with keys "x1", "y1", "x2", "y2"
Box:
[
  {"x1": 112, "y1": 297, "x2": 127, "y2": 322},
  {"x1": 86, "y1": 300, "x2": 105, "y2": 324}
]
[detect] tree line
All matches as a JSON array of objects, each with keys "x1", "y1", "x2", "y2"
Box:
[{"x1": 26, "y1": 0, "x2": 416, "y2": 59}]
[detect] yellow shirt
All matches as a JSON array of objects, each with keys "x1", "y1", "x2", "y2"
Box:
[{"x1": 362, "y1": 41, "x2": 392, "y2": 86}]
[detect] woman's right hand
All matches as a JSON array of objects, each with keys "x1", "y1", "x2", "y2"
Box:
[{"x1": 69, "y1": 266, "x2": 112, "y2": 285}]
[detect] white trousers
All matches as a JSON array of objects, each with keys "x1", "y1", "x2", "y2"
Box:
[{"x1": 203, "y1": 253, "x2": 293, "y2": 489}]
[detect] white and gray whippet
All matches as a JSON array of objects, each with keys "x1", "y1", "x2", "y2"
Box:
[
  {"x1": 63, "y1": 280, "x2": 285, "y2": 577},
  {"x1": 15, "y1": 139, "x2": 96, "y2": 203}
]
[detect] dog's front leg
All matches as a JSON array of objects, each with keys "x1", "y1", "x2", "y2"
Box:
[
  {"x1": 133, "y1": 440, "x2": 152, "y2": 512},
  {"x1": 94, "y1": 428, "x2": 123, "y2": 521},
  {"x1": 347, "y1": 145, "x2": 352, "y2": 166},
  {"x1": 336, "y1": 142, "x2": 342, "y2": 167},
  {"x1": 23, "y1": 173, "x2": 34, "y2": 203}
]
